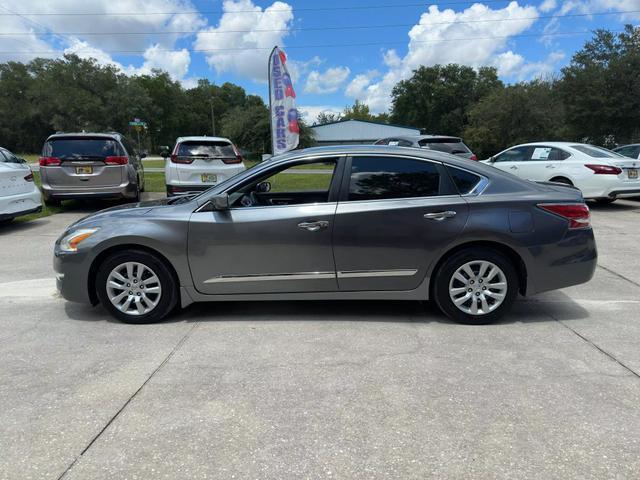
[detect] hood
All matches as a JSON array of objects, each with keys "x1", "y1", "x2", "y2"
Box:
[{"x1": 68, "y1": 199, "x2": 172, "y2": 229}]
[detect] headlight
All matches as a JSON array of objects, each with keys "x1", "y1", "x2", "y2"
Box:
[{"x1": 59, "y1": 228, "x2": 100, "y2": 252}]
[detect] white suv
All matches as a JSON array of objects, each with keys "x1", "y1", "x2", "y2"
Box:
[
  {"x1": 484, "y1": 142, "x2": 640, "y2": 204},
  {"x1": 163, "y1": 136, "x2": 245, "y2": 196}
]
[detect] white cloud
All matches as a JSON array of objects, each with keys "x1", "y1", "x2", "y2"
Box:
[
  {"x1": 345, "y1": 2, "x2": 542, "y2": 112},
  {"x1": 287, "y1": 56, "x2": 322, "y2": 84},
  {"x1": 298, "y1": 105, "x2": 343, "y2": 124},
  {"x1": 345, "y1": 70, "x2": 380, "y2": 98},
  {"x1": 540, "y1": 0, "x2": 558, "y2": 12},
  {"x1": 559, "y1": 0, "x2": 640, "y2": 18},
  {"x1": 304, "y1": 66, "x2": 351, "y2": 94},
  {"x1": 194, "y1": 0, "x2": 294, "y2": 82}
]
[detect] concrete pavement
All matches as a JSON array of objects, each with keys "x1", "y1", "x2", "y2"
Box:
[{"x1": 1, "y1": 200, "x2": 639, "y2": 479}]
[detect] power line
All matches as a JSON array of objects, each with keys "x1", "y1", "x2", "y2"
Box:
[
  {"x1": 0, "y1": 10, "x2": 636, "y2": 36},
  {"x1": 0, "y1": 29, "x2": 617, "y2": 55},
  {"x1": 0, "y1": 0, "x2": 517, "y2": 16}
]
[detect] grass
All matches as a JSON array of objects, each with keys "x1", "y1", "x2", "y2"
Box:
[{"x1": 142, "y1": 159, "x2": 165, "y2": 169}]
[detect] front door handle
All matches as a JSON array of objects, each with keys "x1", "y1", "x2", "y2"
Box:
[
  {"x1": 509, "y1": 165, "x2": 518, "y2": 170},
  {"x1": 298, "y1": 220, "x2": 329, "y2": 232},
  {"x1": 424, "y1": 211, "x2": 457, "y2": 221},
  {"x1": 545, "y1": 164, "x2": 556, "y2": 169}
]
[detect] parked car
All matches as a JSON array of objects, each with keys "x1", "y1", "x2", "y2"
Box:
[
  {"x1": 39, "y1": 133, "x2": 145, "y2": 205},
  {"x1": 613, "y1": 143, "x2": 640, "y2": 160},
  {"x1": 483, "y1": 142, "x2": 640, "y2": 204},
  {"x1": 374, "y1": 135, "x2": 478, "y2": 160},
  {"x1": 0, "y1": 147, "x2": 42, "y2": 224},
  {"x1": 54, "y1": 145, "x2": 596, "y2": 325},
  {"x1": 162, "y1": 136, "x2": 245, "y2": 196}
]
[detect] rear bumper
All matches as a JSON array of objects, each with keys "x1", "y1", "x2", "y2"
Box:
[
  {"x1": 0, "y1": 187, "x2": 42, "y2": 219},
  {"x1": 525, "y1": 228, "x2": 597, "y2": 295},
  {"x1": 42, "y1": 182, "x2": 137, "y2": 200}
]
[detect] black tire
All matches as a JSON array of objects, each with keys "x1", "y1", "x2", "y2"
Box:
[
  {"x1": 433, "y1": 247, "x2": 519, "y2": 325},
  {"x1": 0, "y1": 218, "x2": 14, "y2": 226},
  {"x1": 95, "y1": 249, "x2": 179, "y2": 324},
  {"x1": 44, "y1": 196, "x2": 61, "y2": 207},
  {"x1": 595, "y1": 197, "x2": 616, "y2": 205}
]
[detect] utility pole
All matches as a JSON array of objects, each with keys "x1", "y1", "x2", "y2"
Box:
[{"x1": 210, "y1": 97, "x2": 216, "y2": 136}]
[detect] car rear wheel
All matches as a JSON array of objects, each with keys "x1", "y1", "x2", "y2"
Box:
[
  {"x1": 44, "y1": 196, "x2": 61, "y2": 207},
  {"x1": 95, "y1": 250, "x2": 179, "y2": 324},
  {"x1": 433, "y1": 248, "x2": 519, "y2": 325},
  {"x1": 595, "y1": 197, "x2": 616, "y2": 204}
]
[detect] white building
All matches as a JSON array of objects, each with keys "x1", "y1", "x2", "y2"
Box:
[{"x1": 310, "y1": 119, "x2": 420, "y2": 146}]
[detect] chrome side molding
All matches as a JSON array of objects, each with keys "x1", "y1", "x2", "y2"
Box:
[
  {"x1": 204, "y1": 269, "x2": 419, "y2": 284},
  {"x1": 337, "y1": 269, "x2": 418, "y2": 279}
]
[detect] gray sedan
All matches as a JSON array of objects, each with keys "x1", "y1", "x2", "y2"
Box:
[{"x1": 54, "y1": 145, "x2": 597, "y2": 324}]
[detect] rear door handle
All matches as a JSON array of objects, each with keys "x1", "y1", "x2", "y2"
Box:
[
  {"x1": 545, "y1": 165, "x2": 556, "y2": 169},
  {"x1": 509, "y1": 165, "x2": 518, "y2": 170},
  {"x1": 298, "y1": 220, "x2": 329, "y2": 232},
  {"x1": 424, "y1": 211, "x2": 457, "y2": 221}
]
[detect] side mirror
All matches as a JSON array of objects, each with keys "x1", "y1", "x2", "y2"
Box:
[
  {"x1": 160, "y1": 146, "x2": 170, "y2": 159},
  {"x1": 211, "y1": 193, "x2": 230, "y2": 210},
  {"x1": 17, "y1": 157, "x2": 27, "y2": 164},
  {"x1": 140, "y1": 151, "x2": 147, "y2": 159},
  {"x1": 256, "y1": 181, "x2": 271, "y2": 193},
  {"x1": 488, "y1": 156, "x2": 495, "y2": 163}
]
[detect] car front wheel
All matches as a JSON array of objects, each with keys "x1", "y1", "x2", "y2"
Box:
[
  {"x1": 95, "y1": 250, "x2": 179, "y2": 324},
  {"x1": 433, "y1": 248, "x2": 519, "y2": 325}
]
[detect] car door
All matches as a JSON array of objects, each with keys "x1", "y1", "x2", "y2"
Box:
[
  {"x1": 489, "y1": 146, "x2": 533, "y2": 178},
  {"x1": 331, "y1": 155, "x2": 469, "y2": 292},
  {"x1": 518, "y1": 146, "x2": 571, "y2": 181},
  {"x1": 188, "y1": 156, "x2": 344, "y2": 295}
]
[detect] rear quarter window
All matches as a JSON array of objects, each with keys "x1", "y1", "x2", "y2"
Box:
[{"x1": 446, "y1": 166, "x2": 482, "y2": 194}]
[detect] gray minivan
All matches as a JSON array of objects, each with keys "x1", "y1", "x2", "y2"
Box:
[{"x1": 39, "y1": 133, "x2": 145, "y2": 205}]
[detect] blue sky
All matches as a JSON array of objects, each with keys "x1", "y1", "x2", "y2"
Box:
[{"x1": 1, "y1": 0, "x2": 637, "y2": 122}]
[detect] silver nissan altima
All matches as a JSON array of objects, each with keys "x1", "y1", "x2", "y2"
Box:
[{"x1": 54, "y1": 145, "x2": 597, "y2": 325}]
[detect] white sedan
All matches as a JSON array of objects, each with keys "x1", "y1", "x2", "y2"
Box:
[
  {"x1": 0, "y1": 148, "x2": 42, "y2": 223},
  {"x1": 484, "y1": 142, "x2": 640, "y2": 203}
]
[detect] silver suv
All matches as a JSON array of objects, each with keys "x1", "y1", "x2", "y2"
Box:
[{"x1": 39, "y1": 133, "x2": 145, "y2": 205}]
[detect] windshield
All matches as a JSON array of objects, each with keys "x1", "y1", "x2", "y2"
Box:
[
  {"x1": 419, "y1": 138, "x2": 471, "y2": 154},
  {"x1": 177, "y1": 141, "x2": 235, "y2": 158},
  {"x1": 43, "y1": 138, "x2": 123, "y2": 160},
  {"x1": 571, "y1": 144, "x2": 624, "y2": 158}
]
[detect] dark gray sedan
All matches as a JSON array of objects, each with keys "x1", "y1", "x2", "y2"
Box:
[{"x1": 54, "y1": 145, "x2": 597, "y2": 324}]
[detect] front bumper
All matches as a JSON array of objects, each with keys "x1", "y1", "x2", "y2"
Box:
[{"x1": 54, "y1": 248, "x2": 94, "y2": 304}]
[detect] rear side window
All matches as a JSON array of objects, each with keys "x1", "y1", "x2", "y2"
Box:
[
  {"x1": 177, "y1": 141, "x2": 235, "y2": 158},
  {"x1": 446, "y1": 166, "x2": 482, "y2": 194},
  {"x1": 419, "y1": 138, "x2": 471, "y2": 154},
  {"x1": 348, "y1": 156, "x2": 441, "y2": 201},
  {"x1": 494, "y1": 146, "x2": 532, "y2": 163},
  {"x1": 529, "y1": 147, "x2": 571, "y2": 161},
  {"x1": 43, "y1": 138, "x2": 123, "y2": 159}
]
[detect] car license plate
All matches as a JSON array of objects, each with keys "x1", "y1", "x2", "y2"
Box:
[
  {"x1": 628, "y1": 168, "x2": 638, "y2": 179},
  {"x1": 76, "y1": 166, "x2": 93, "y2": 174},
  {"x1": 201, "y1": 173, "x2": 217, "y2": 183}
]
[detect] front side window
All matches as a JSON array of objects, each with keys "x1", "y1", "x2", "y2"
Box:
[
  {"x1": 348, "y1": 156, "x2": 441, "y2": 201},
  {"x1": 615, "y1": 145, "x2": 640, "y2": 158},
  {"x1": 0, "y1": 149, "x2": 19, "y2": 163},
  {"x1": 229, "y1": 158, "x2": 337, "y2": 207}
]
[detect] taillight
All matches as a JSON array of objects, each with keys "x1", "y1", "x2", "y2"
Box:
[
  {"x1": 39, "y1": 156, "x2": 61, "y2": 166},
  {"x1": 24, "y1": 173, "x2": 34, "y2": 182},
  {"x1": 223, "y1": 144, "x2": 244, "y2": 164},
  {"x1": 585, "y1": 164, "x2": 622, "y2": 175},
  {"x1": 170, "y1": 154, "x2": 194, "y2": 164},
  {"x1": 538, "y1": 203, "x2": 591, "y2": 230},
  {"x1": 470, "y1": 154, "x2": 478, "y2": 161},
  {"x1": 105, "y1": 156, "x2": 128, "y2": 165}
]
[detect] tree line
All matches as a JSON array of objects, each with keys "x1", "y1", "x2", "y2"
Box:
[
  {"x1": 0, "y1": 26, "x2": 638, "y2": 158},
  {"x1": 318, "y1": 25, "x2": 640, "y2": 158}
]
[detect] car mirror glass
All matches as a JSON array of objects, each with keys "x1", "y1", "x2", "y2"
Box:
[
  {"x1": 212, "y1": 193, "x2": 230, "y2": 210},
  {"x1": 159, "y1": 146, "x2": 170, "y2": 158}
]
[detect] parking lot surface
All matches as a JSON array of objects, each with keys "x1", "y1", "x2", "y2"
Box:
[{"x1": 1, "y1": 200, "x2": 640, "y2": 479}]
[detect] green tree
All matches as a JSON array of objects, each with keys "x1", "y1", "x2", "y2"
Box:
[
  {"x1": 464, "y1": 80, "x2": 567, "y2": 158},
  {"x1": 390, "y1": 64, "x2": 503, "y2": 135},
  {"x1": 560, "y1": 25, "x2": 640, "y2": 144}
]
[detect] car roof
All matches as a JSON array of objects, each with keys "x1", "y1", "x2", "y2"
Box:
[
  {"x1": 176, "y1": 136, "x2": 232, "y2": 143},
  {"x1": 614, "y1": 144, "x2": 640, "y2": 148},
  {"x1": 46, "y1": 132, "x2": 123, "y2": 141},
  {"x1": 387, "y1": 135, "x2": 463, "y2": 141}
]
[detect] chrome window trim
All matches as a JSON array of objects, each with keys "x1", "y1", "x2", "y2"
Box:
[{"x1": 446, "y1": 164, "x2": 490, "y2": 197}]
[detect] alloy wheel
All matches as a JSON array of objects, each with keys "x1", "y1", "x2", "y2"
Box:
[
  {"x1": 106, "y1": 262, "x2": 162, "y2": 316},
  {"x1": 448, "y1": 260, "x2": 508, "y2": 315}
]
